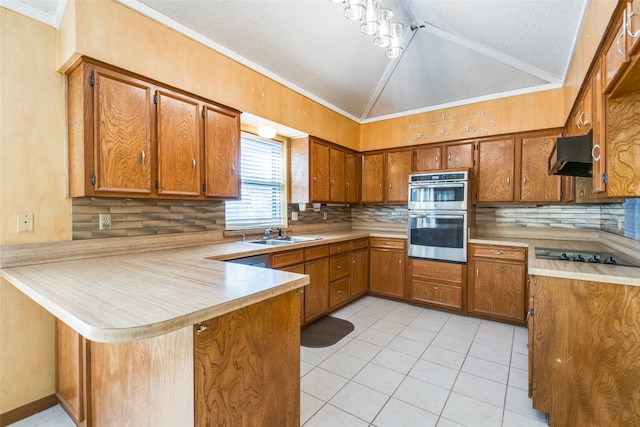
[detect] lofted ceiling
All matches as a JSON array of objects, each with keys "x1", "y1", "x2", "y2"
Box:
[{"x1": 5, "y1": 0, "x2": 588, "y2": 124}]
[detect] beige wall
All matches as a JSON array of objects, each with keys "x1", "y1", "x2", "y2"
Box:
[
  {"x1": 0, "y1": 0, "x2": 616, "y2": 414},
  {"x1": 0, "y1": 8, "x2": 68, "y2": 413}
]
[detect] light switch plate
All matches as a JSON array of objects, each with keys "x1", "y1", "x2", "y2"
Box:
[{"x1": 291, "y1": 212, "x2": 298, "y2": 221}]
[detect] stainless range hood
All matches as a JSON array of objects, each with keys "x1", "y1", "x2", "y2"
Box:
[{"x1": 548, "y1": 132, "x2": 593, "y2": 177}]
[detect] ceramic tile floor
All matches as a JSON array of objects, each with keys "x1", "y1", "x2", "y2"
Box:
[
  {"x1": 300, "y1": 296, "x2": 548, "y2": 427},
  {"x1": 9, "y1": 296, "x2": 548, "y2": 427}
]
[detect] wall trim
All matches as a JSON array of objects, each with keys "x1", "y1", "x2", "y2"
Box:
[{"x1": 0, "y1": 394, "x2": 58, "y2": 426}]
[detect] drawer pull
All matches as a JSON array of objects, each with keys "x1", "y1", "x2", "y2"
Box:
[
  {"x1": 296, "y1": 288, "x2": 304, "y2": 294},
  {"x1": 384, "y1": 242, "x2": 391, "y2": 245},
  {"x1": 476, "y1": 268, "x2": 479, "y2": 278},
  {"x1": 493, "y1": 251, "x2": 503, "y2": 255},
  {"x1": 337, "y1": 265, "x2": 342, "y2": 269},
  {"x1": 398, "y1": 260, "x2": 402, "y2": 265},
  {"x1": 432, "y1": 286, "x2": 439, "y2": 290},
  {"x1": 337, "y1": 290, "x2": 343, "y2": 294}
]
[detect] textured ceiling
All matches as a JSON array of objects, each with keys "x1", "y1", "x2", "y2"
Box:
[{"x1": 6, "y1": 0, "x2": 588, "y2": 124}]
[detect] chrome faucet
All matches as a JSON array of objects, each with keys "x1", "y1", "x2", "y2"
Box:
[{"x1": 264, "y1": 228, "x2": 272, "y2": 239}]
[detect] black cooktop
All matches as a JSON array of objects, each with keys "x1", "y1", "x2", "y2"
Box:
[{"x1": 535, "y1": 248, "x2": 640, "y2": 268}]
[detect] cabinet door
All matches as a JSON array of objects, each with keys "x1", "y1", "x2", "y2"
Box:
[
  {"x1": 280, "y1": 264, "x2": 305, "y2": 325},
  {"x1": 604, "y1": 15, "x2": 629, "y2": 93},
  {"x1": 56, "y1": 321, "x2": 85, "y2": 425},
  {"x1": 310, "y1": 140, "x2": 330, "y2": 202},
  {"x1": 520, "y1": 134, "x2": 562, "y2": 203},
  {"x1": 572, "y1": 84, "x2": 593, "y2": 135},
  {"x1": 386, "y1": 150, "x2": 412, "y2": 203},
  {"x1": 329, "y1": 147, "x2": 345, "y2": 202},
  {"x1": 592, "y1": 63, "x2": 607, "y2": 194},
  {"x1": 345, "y1": 152, "x2": 360, "y2": 203},
  {"x1": 469, "y1": 259, "x2": 525, "y2": 322},
  {"x1": 476, "y1": 138, "x2": 515, "y2": 202},
  {"x1": 93, "y1": 68, "x2": 153, "y2": 194},
  {"x1": 203, "y1": 104, "x2": 240, "y2": 198},
  {"x1": 361, "y1": 153, "x2": 384, "y2": 202},
  {"x1": 370, "y1": 249, "x2": 405, "y2": 298},
  {"x1": 414, "y1": 146, "x2": 442, "y2": 172},
  {"x1": 304, "y1": 257, "x2": 329, "y2": 323},
  {"x1": 156, "y1": 90, "x2": 201, "y2": 196},
  {"x1": 444, "y1": 142, "x2": 474, "y2": 169},
  {"x1": 350, "y1": 249, "x2": 368, "y2": 298}
]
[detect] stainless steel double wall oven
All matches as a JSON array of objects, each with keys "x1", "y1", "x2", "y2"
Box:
[{"x1": 408, "y1": 171, "x2": 470, "y2": 263}]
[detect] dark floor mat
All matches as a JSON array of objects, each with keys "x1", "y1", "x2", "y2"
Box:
[{"x1": 301, "y1": 315, "x2": 355, "y2": 348}]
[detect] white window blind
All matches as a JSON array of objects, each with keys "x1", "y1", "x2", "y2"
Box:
[{"x1": 225, "y1": 135, "x2": 286, "y2": 230}]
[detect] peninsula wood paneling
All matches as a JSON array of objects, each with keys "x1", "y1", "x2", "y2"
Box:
[
  {"x1": 194, "y1": 291, "x2": 300, "y2": 427},
  {"x1": 531, "y1": 275, "x2": 640, "y2": 427}
]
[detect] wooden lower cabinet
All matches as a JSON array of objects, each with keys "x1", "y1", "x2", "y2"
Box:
[
  {"x1": 56, "y1": 290, "x2": 300, "y2": 426},
  {"x1": 369, "y1": 238, "x2": 406, "y2": 299},
  {"x1": 409, "y1": 259, "x2": 465, "y2": 312},
  {"x1": 468, "y1": 244, "x2": 527, "y2": 324},
  {"x1": 303, "y1": 248, "x2": 330, "y2": 323},
  {"x1": 350, "y1": 247, "x2": 369, "y2": 298},
  {"x1": 529, "y1": 275, "x2": 640, "y2": 427},
  {"x1": 270, "y1": 249, "x2": 305, "y2": 325}
]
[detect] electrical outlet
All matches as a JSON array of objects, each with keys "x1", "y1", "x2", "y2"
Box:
[
  {"x1": 323, "y1": 212, "x2": 328, "y2": 220},
  {"x1": 17, "y1": 213, "x2": 34, "y2": 232},
  {"x1": 99, "y1": 213, "x2": 112, "y2": 230},
  {"x1": 291, "y1": 212, "x2": 298, "y2": 221}
]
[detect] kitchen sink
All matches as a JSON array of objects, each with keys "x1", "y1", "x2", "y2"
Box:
[{"x1": 246, "y1": 236, "x2": 322, "y2": 245}]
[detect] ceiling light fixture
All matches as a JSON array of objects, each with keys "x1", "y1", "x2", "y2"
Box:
[
  {"x1": 331, "y1": 0, "x2": 404, "y2": 59},
  {"x1": 258, "y1": 125, "x2": 277, "y2": 139}
]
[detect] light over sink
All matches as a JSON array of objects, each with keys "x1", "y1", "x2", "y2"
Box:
[{"x1": 246, "y1": 236, "x2": 322, "y2": 245}]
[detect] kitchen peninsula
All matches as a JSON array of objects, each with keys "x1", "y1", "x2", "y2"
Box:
[{"x1": 0, "y1": 242, "x2": 310, "y2": 426}]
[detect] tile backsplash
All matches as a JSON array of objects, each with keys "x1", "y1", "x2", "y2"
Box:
[{"x1": 72, "y1": 198, "x2": 632, "y2": 240}]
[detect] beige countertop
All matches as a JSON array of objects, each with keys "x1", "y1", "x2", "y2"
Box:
[
  {"x1": 0, "y1": 230, "x2": 391, "y2": 344},
  {"x1": 2, "y1": 227, "x2": 638, "y2": 344}
]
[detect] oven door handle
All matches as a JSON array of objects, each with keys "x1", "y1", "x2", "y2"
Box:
[
  {"x1": 410, "y1": 214, "x2": 465, "y2": 220},
  {"x1": 410, "y1": 182, "x2": 465, "y2": 189}
]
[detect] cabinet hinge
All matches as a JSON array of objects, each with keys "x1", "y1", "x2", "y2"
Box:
[
  {"x1": 601, "y1": 173, "x2": 607, "y2": 184},
  {"x1": 153, "y1": 94, "x2": 158, "y2": 105},
  {"x1": 155, "y1": 180, "x2": 159, "y2": 189},
  {"x1": 90, "y1": 173, "x2": 96, "y2": 185},
  {"x1": 89, "y1": 72, "x2": 95, "y2": 87},
  {"x1": 529, "y1": 382, "x2": 533, "y2": 393},
  {"x1": 201, "y1": 107, "x2": 205, "y2": 118}
]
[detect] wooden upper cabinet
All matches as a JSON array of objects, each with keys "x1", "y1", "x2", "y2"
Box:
[
  {"x1": 311, "y1": 140, "x2": 330, "y2": 202},
  {"x1": 329, "y1": 147, "x2": 345, "y2": 202},
  {"x1": 604, "y1": 12, "x2": 630, "y2": 93},
  {"x1": 361, "y1": 153, "x2": 385, "y2": 202},
  {"x1": 476, "y1": 138, "x2": 515, "y2": 203},
  {"x1": 444, "y1": 142, "x2": 474, "y2": 169},
  {"x1": 571, "y1": 84, "x2": 593, "y2": 136},
  {"x1": 592, "y1": 62, "x2": 607, "y2": 194},
  {"x1": 414, "y1": 146, "x2": 442, "y2": 172},
  {"x1": 520, "y1": 133, "x2": 562, "y2": 203},
  {"x1": 345, "y1": 152, "x2": 360, "y2": 203},
  {"x1": 203, "y1": 104, "x2": 241, "y2": 199},
  {"x1": 156, "y1": 90, "x2": 201, "y2": 197},
  {"x1": 93, "y1": 67, "x2": 154, "y2": 195},
  {"x1": 386, "y1": 150, "x2": 412, "y2": 203}
]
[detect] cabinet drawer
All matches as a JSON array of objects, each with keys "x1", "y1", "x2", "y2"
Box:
[
  {"x1": 471, "y1": 245, "x2": 525, "y2": 261},
  {"x1": 350, "y1": 238, "x2": 369, "y2": 251},
  {"x1": 370, "y1": 237, "x2": 406, "y2": 250},
  {"x1": 330, "y1": 254, "x2": 351, "y2": 281},
  {"x1": 329, "y1": 277, "x2": 350, "y2": 308},
  {"x1": 330, "y1": 242, "x2": 350, "y2": 255},
  {"x1": 411, "y1": 259, "x2": 463, "y2": 284},
  {"x1": 305, "y1": 245, "x2": 329, "y2": 261},
  {"x1": 412, "y1": 281, "x2": 462, "y2": 309},
  {"x1": 270, "y1": 250, "x2": 304, "y2": 268}
]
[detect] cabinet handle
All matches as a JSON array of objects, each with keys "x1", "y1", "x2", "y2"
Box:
[
  {"x1": 523, "y1": 176, "x2": 527, "y2": 185},
  {"x1": 353, "y1": 259, "x2": 356, "y2": 265},
  {"x1": 296, "y1": 288, "x2": 304, "y2": 294},
  {"x1": 389, "y1": 183, "x2": 392, "y2": 189},
  {"x1": 196, "y1": 323, "x2": 207, "y2": 335},
  {"x1": 379, "y1": 183, "x2": 383, "y2": 189},
  {"x1": 476, "y1": 268, "x2": 479, "y2": 278},
  {"x1": 346, "y1": 182, "x2": 350, "y2": 187},
  {"x1": 141, "y1": 150, "x2": 146, "y2": 166},
  {"x1": 448, "y1": 153, "x2": 451, "y2": 162},
  {"x1": 398, "y1": 259, "x2": 402, "y2": 266},
  {"x1": 506, "y1": 176, "x2": 510, "y2": 185},
  {"x1": 337, "y1": 265, "x2": 342, "y2": 269},
  {"x1": 435, "y1": 154, "x2": 439, "y2": 162},
  {"x1": 337, "y1": 290, "x2": 343, "y2": 293},
  {"x1": 627, "y1": 10, "x2": 640, "y2": 38},
  {"x1": 313, "y1": 177, "x2": 317, "y2": 183},
  {"x1": 493, "y1": 250, "x2": 503, "y2": 255},
  {"x1": 591, "y1": 144, "x2": 601, "y2": 161},
  {"x1": 432, "y1": 286, "x2": 439, "y2": 290},
  {"x1": 384, "y1": 242, "x2": 391, "y2": 245},
  {"x1": 331, "y1": 180, "x2": 335, "y2": 186},
  {"x1": 616, "y1": 30, "x2": 625, "y2": 56},
  {"x1": 577, "y1": 111, "x2": 589, "y2": 128},
  {"x1": 231, "y1": 164, "x2": 235, "y2": 176},
  {"x1": 192, "y1": 159, "x2": 196, "y2": 171}
]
